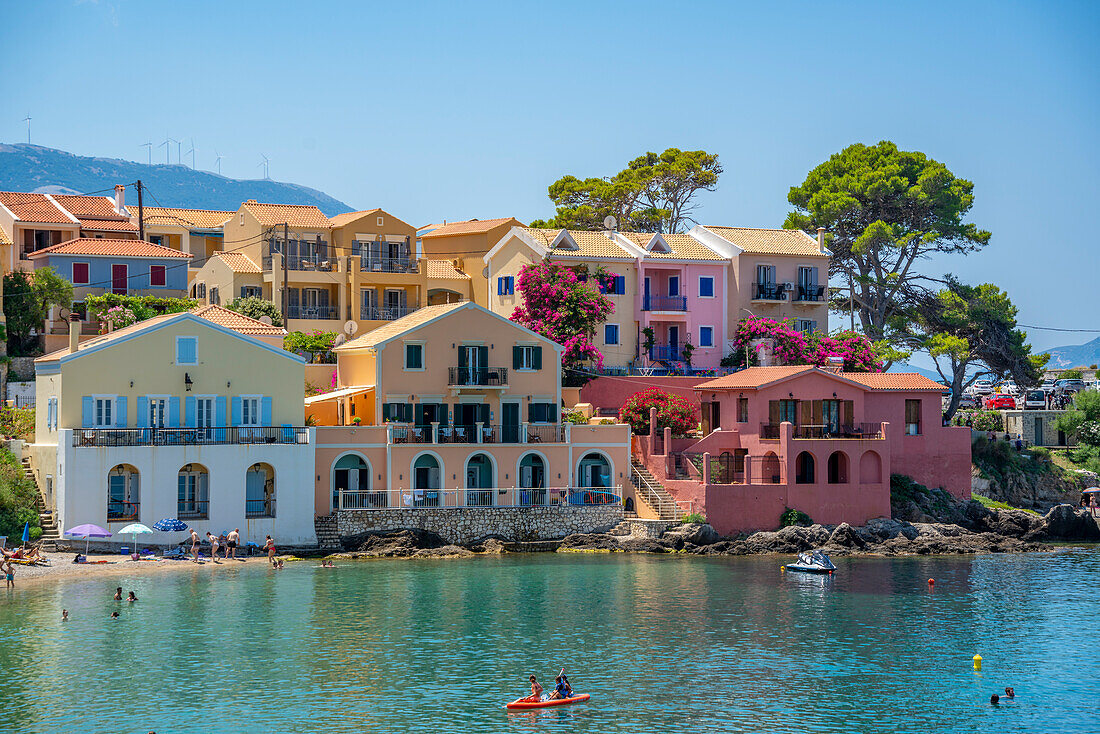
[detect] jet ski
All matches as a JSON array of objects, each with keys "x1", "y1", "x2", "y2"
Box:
[{"x1": 785, "y1": 550, "x2": 836, "y2": 574}]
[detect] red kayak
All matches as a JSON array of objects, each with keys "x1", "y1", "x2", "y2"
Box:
[{"x1": 506, "y1": 693, "x2": 590, "y2": 710}]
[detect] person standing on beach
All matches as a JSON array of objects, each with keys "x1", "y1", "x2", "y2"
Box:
[
  {"x1": 206, "y1": 532, "x2": 220, "y2": 564},
  {"x1": 3, "y1": 559, "x2": 14, "y2": 588},
  {"x1": 190, "y1": 529, "x2": 200, "y2": 562},
  {"x1": 226, "y1": 529, "x2": 240, "y2": 560},
  {"x1": 263, "y1": 535, "x2": 276, "y2": 565}
]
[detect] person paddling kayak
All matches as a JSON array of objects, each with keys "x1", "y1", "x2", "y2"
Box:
[
  {"x1": 548, "y1": 668, "x2": 573, "y2": 700},
  {"x1": 523, "y1": 675, "x2": 544, "y2": 702}
]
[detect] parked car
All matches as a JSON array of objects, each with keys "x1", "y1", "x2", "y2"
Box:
[
  {"x1": 968, "y1": 379, "x2": 994, "y2": 396},
  {"x1": 998, "y1": 381, "x2": 1019, "y2": 395},
  {"x1": 1023, "y1": 389, "x2": 1047, "y2": 410},
  {"x1": 957, "y1": 394, "x2": 979, "y2": 409},
  {"x1": 1055, "y1": 379, "x2": 1087, "y2": 396},
  {"x1": 1040, "y1": 379, "x2": 1056, "y2": 394},
  {"x1": 984, "y1": 394, "x2": 1017, "y2": 410}
]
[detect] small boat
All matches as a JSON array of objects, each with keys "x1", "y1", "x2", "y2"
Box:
[
  {"x1": 506, "y1": 693, "x2": 590, "y2": 710},
  {"x1": 785, "y1": 550, "x2": 836, "y2": 574}
]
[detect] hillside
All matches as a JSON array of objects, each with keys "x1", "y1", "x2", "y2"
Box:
[
  {"x1": 0, "y1": 143, "x2": 352, "y2": 216},
  {"x1": 1042, "y1": 336, "x2": 1100, "y2": 369}
]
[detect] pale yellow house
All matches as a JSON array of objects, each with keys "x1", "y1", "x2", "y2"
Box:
[
  {"x1": 418, "y1": 217, "x2": 523, "y2": 307},
  {"x1": 0, "y1": 191, "x2": 81, "y2": 273},
  {"x1": 129, "y1": 204, "x2": 233, "y2": 274}
]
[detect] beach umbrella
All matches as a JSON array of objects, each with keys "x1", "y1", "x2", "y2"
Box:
[
  {"x1": 152, "y1": 518, "x2": 188, "y2": 532},
  {"x1": 21, "y1": 521, "x2": 29, "y2": 545},
  {"x1": 1083, "y1": 487, "x2": 1100, "y2": 494},
  {"x1": 117, "y1": 523, "x2": 153, "y2": 556},
  {"x1": 64, "y1": 523, "x2": 112, "y2": 555}
]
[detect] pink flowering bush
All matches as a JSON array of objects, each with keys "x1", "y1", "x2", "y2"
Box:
[
  {"x1": 728, "y1": 316, "x2": 809, "y2": 366},
  {"x1": 806, "y1": 330, "x2": 884, "y2": 372},
  {"x1": 510, "y1": 261, "x2": 614, "y2": 371},
  {"x1": 618, "y1": 388, "x2": 698, "y2": 437},
  {"x1": 725, "y1": 317, "x2": 883, "y2": 372}
]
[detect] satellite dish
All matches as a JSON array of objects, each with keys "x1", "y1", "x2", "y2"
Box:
[
  {"x1": 343, "y1": 320, "x2": 359, "y2": 336},
  {"x1": 258, "y1": 315, "x2": 273, "y2": 325},
  {"x1": 603, "y1": 215, "x2": 616, "y2": 230}
]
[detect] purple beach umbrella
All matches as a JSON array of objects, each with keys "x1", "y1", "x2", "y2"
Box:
[{"x1": 64, "y1": 523, "x2": 112, "y2": 555}]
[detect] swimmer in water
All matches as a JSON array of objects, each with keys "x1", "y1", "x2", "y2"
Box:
[
  {"x1": 990, "y1": 694, "x2": 1000, "y2": 705},
  {"x1": 1004, "y1": 687, "x2": 1015, "y2": 699}
]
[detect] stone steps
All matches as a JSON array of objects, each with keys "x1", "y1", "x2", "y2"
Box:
[
  {"x1": 20, "y1": 458, "x2": 60, "y2": 541},
  {"x1": 629, "y1": 458, "x2": 681, "y2": 521},
  {"x1": 314, "y1": 514, "x2": 340, "y2": 551}
]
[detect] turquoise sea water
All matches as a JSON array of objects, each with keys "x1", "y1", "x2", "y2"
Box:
[{"x1": 0, "y1": 550, "x2": 1097, "y2": 733}]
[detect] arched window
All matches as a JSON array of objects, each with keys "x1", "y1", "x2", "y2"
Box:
[
  {"x1": 177, "y1": 463, "x2": 209, "y2": 520},
  {"x1": 246, "y1": 463, "x2": 275, "y2": 518},
  {"x1": 827, "y1": 452, "x2": 849, "y2": 484},
  {"x1": 860, "y1": 451, "x2": 883, "y2": 484},
  {"x1": 762, "y1": 451, "x2": 781, "y2": 484},
  {"x1": 577, "y1": 452, "x2": 612, "y2": 488},
  {"x1": 333, "y1": 454, "x2": 370, "y2": 511},
  {"x1": 107, "y1": 464, "x2": 139, "y2": 521},
  {"x1": 795, "y1": 452, "x2": 815, "y2": 484},
  {"x1": 465, "y1": 453, "x2": 495, "y2": 507}
]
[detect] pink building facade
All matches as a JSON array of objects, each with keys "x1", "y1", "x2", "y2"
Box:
[{"x1": 634, "y1": 366, "x2": 971, "y2": 535}]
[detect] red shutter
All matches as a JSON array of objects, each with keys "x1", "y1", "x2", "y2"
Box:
[
  {"x1": 72, "y1": 262, "x2": 89, "y2": 284},
  {"x1": 150, "y1": 265, "x2": 166, "y2": 287}
]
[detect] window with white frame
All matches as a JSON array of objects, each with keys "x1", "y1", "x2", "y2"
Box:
[
  {"x1": 94, "y1": 396, "x2": 115, "y2": 427},
  {"x1": 405, "y1": 342, "x2": 424, "y2": 370},
  {"x1": 698, "y1": 276, "x2": 714, "y2": 298},
  {"x1": 176, "y1": 336, "x2": 198, "y2": 365},
  {"x1": 604, "y1": 323, "x2": 620, "y2": 345},
  {"x1": 796, "y1": 319, "x2": 818, "y2": 334},
  {"x1": 515, "y1": 345, "x2": 539, "y2": 370},
  {"x1": 240, "y1": 397, "x2": 261, "y2": 426},
  {"x1": 699, "y1": 326, "x2": 714, "y2": 347},
  {"x1": 47, "y1": 397, "x2": 58, "y2": 431},
  {"x1": 196, "y1": 397, "x2": 215, "y2": 428},
  {"x1": 148, "y1": 397, "x2": 169, "y2": 428}
]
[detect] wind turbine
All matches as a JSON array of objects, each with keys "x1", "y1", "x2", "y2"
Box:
[
  {"x1": 174, "y1": 138, "x2": 182, "y2": 165},
  {"x1": 185, "y1": 138, "x2": 196, "y2": 169},
  {"x1": 259, "y1": 154, "x2": 269, "y2": 180},
  {"x1": 141, "y1": 142, "x2": 153, "y2": 164},
  {"x1": 159, "y1": 137, "x2": 171, "y2": 164},
  {"x1": 214, "y1": 150, "x2": 224, "y2": 175},
  {"x1": 22, "y1": 114, "x2": 31, "y2": 143}
]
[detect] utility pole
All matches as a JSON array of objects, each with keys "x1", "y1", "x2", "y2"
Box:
[
  {"x1": 282, "y1": 222, "x2": 289, "y2": 324},
  {"x1": 136, "y1": 180, "x2": 145, "y2": 241}
]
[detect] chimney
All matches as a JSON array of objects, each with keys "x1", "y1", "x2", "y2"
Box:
[
  {"x1": 114, "y1": 184, "x2": 125, "y2": 214},
  {"x1": 817, "y1": 227, "x2": 826, "y2": 253},
  {"x1": 68, "y1": 314, "x2": 80, "y2": 354}
]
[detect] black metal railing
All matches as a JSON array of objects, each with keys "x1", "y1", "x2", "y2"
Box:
[
  {"x1": 264, "y1": 239, "x2": 334, "y2": 271},
  {"x1": 107, "y1": 501, "x2": 140, "y2": 521},
  {"x1": 358, "y1": 255, "x2": 418, "y2": 273},
  {"x1": 752, "y1": 283, "x2": 787, "y2": 301},
  {"x1": 642, "y1": 294, "x2": 688, "y2": 311},
  {"x1": 287, "y1": 305, "x2": 338, "y2": 320},
  {"x1": 178, "y1": 501, "x2": 209, "y2": 520},
  {"x1": 448, "y1": 367, "x2": 508, "y2": 386},
  {"x1": 390, "y1": 423, "x2": 565, "y2": 444},
  {"x1": 760, "y1": 423, "x2": 782, "y2": 439},
  {"x1": 795, "y1": 284, "x2": 826, "y2": 302},
  {"x1": 74, "y1": 427, "x2": 309, "y2": 447},
  {"x1": 245, "y1": 499, "x2": 276, "y2": 518},
  {"x1": 648, "y1": 344, "x2": 680, "y2": 361},
  {"x1": 526, "y1": 424, "x2": 565, "y2": 443},
  {"x1": 360, "y1": 305, "x2": 417, "y2": 321},
  {"x1": 759, "y1": 423, "x2": 884, "y2": 440}
]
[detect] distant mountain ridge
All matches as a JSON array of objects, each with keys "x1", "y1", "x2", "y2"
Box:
[
  {"x1": 0, "y1": 143, "x2": 352, "y2": 216},
  {"x1": 1041, "y1": 336, "x2": 1100, "y2": 369}
]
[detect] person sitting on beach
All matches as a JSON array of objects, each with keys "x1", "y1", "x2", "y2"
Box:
[
  {"x1": 113, "y1": 587, "x2": 123, "y2": 600},
  {"x1": 127, "y1": 591, "x2": 138, "y2": 603},
  {"x1": 525, "y1": 675, "x2": 544, "y2": 702},
  {"x1": 276, "y1": 559, "x2": 285, "y2": 569},
  {"x1": 548, "y1": 669, "x2": 573, "y2": 700}
]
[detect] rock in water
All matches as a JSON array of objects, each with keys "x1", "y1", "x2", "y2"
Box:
[
  {"x1": 1037, "y1": 504, "x2": 1100, "y2": 541},
  {"x1": 663, "y1": 523, "x2": 720, "y2": 546},
  {"x1": 341, "y1": 528, "x2": 449, "y2": 556}
]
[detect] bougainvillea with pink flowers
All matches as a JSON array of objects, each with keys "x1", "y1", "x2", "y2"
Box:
[
  {"x1": 510, "y1": 260, "x2": 615, "y2": 370},
  {"x1": 726, "y1": 317, "x2": 883, "y2": 372},
  {"x1": 618, "y1": 388, "x2": 698, "y2": 436}
]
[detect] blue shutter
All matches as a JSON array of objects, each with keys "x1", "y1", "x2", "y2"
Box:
[
  {"x1": 115, "y1": 396, "x2": 127, "y2": 427},
  {"x1": 136, "y1": 396, "x2": 149, "y2": 428},
  {"x1": 168, "y1": 397, "x2": 181, "y2": 427},
  {"x1": 216, "y1": 396, "x2": 227, "y2": 425},
  {"x1": 533, "y1": 346, "x2": 543, "y2": 370},
  {"x1": 185, "y1": 396, "x2": 197, "y2": 427},
  {"x1": 261, "y1": 397, "x2": 272, "y2": 426},
  {"x1": 507, "y1": 276, "x2": 515, "y2": 294},
  {"x1": 615, "y1": 275, "x2": 625, "y2": 294},
  {"x1": 82, "y1": 396, "x2": 93, "y2": 428},
  {"x1": 231, "y1": 397, "x2": 242, "y2": 426},
  {"x1": 497, "y1": 277, "x2": 503, "y2": 296}
]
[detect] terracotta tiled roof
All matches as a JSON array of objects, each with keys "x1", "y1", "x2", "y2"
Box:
[
  {"x1": 328, "y1": 209, "x2": 382, "y2": 228},
  {"x1": 425, "y1": 260, "x2": 469, "y2": 279},
  {"x1": 619, "y1": 232, "x2": 726, "y2": 261},
  {"x1": 241, "y1": 200, "x2": 331, "y2": 228},
  {"x1": 52, "y1": 194, "x2": 123, "y2": 219},
  {"x1": 839, "y1": 372, "x2": 946, "y2": 391},
  {"x1": 337, "y1": 302, "x2": 470, "y2": 350},
  {"x1": 25, "y1": 238, "x2": 193, "y2": 259},
  {"x1": 695, "y1": 366, "x2": 816, "y2": 390},
  {"x1": 0, "y1": 191, "x2": 74, "y2": 224},
  {"x1": 76, "y1": 218, "x2": 139, "y2": 233},
  {"x1": 0, "y1": 227, "x2": 11, "y2": 246},
  {"x1": 189, "y1": 305, "x2": 285, "y2": 335},
  {"x1": 702, "y1": 226, "x2": 827, "y2": 258},
  {"x1": 522, "y1": 228, "x2": 634, "y2": 259},
  {"x1": 420, "y1": 217, "x2": 521, "y2": 238},
  {"x1": 130, "y1": 205, "x2": 233, "y2": 229},
  {"x1": 213, "y1": 251, "x2": 262, "y2": 273}
]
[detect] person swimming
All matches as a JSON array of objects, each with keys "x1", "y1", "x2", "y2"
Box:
[
  {"x1": 113, "y1": 587, "x2": 123, "y2": 600},
  {"x1": 990, "y1": 694, "x2": 1000, "y2": 705},
  {"x1": 110, "y1": 611, "x2": 120, "y2": 619},
  {"x1": 127, "y1": 591, "x2": 138, "y2": 602},
  {"x1": 1004, "y1": 687, "x2": 1015, "y2": 699}
]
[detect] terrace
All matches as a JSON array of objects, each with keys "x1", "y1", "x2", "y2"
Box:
[
  {"x1": 73, "y1": 427, "x2": 310, "y2": 447},
  {"x1": 336, "y1": 486, "x2": 621, "y2": 511}
]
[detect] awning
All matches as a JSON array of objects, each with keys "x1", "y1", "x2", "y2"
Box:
[{"x1": 305, "y1": 385, "x2": 374, "y2": 405}]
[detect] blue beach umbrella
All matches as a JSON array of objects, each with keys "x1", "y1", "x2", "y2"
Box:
[
  {"x1": 152, "y1": 518, "x2": 188, "y2": 532},
  {"x1": 21, "y1": 521, "x2": 29, "y2": 544}
]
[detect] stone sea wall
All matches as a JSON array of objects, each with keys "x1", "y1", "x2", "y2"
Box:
[{"x1": 336, "y1": 505, "x2": 623, "y2": 545}]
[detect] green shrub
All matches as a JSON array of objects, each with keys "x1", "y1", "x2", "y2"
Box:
[
  {"x1": 226, "y1": 296, "x2": 283, "y2": 327},
  {"x1": 0, "y1": 406, "x2": 34, "y2": 441},
  {"x1": 1027, "y1": 446, "x2": 1051, "y2": 461},
  {"x1": 952, "y1": 409, "x2": 1004, "y2": 432},
  {"x1": 1061, "y1": 369, "x2": 1083, "y2": 379},
  {"x1": 681, "y1": 512, "x2": 706, "y2": 524},
  {"x1": 84, "y1": 294, "x2": 197, "y2": 325},
  {"x1": 562, "y1": 410, "x2": 589, "y2": 425},
  {"x1": 0, "y1": 448, "x2": 40, "y2": 542},
  {"x1": 780, "y1": 507, "x2": 813, "y2": 527},
  {"x1": 284, "y1": 330, "x2": 337, "y2": 363}
]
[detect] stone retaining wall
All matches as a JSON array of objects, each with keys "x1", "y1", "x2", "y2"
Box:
[{"x1": 336, "y1": 505, "x2": 624, "y2": 545}]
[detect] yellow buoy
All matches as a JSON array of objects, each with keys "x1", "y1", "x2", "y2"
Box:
[{"x1": 973, "y1": 654, "x2": 982, "y2": 671}]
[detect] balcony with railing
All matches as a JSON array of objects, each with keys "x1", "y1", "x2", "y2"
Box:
[
  {"x1": 245, "y1": 498, "x2": 276, "y2": 518},
  {"x1": 794, "y1": 284, "x2": 826, "y2": 303},
  {"x1": 390, "y1": 423, "x2": 565, "y2": 445},
  {"x1": 288, "y1": 305, "x2": 339, "y2": 320},
  {"x1": 107, "y1": 501, "x2": 140, "y2": 521},
  {"x1": 752, "y1": 283, "x2": 788, "y2": 301},
  {"x1": 447, "y1": 367, "x2": 508, "y2": 387},
  {"x1": 648, "y1": 344, "x2": 681, "y2": 361},
  {"x1": 361, "y1": 304, "x2": 418, "y2": 321},
  {"x1": 178, "y1": 501, "x2": 209, "y2": 520},
  {"x1": 263, "y1": 239, "x2": 335, "y2": 271},
  {"x1": 72, "y1": 427, "x2": 310, "y2": 447},
  {"x1": 336, "y1": 486, "x2": 622, "y2": 511},
  {"x1": 642, "y1": 294, "x2": 688, "y2": 311},
  {"x1": 759, "y1": 422, "x2": 884, "y2": 440},
  {"x1": 357, "y1": 253, "x2": 418, "y2": 274}
]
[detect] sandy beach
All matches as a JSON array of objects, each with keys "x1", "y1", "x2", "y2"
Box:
[{"x1": 4, "y1": 550, "x2": 292, "y2": 586}]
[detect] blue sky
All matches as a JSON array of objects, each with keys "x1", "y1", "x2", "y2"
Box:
[{"x1": 1, "y1": 0, "x2": 1097, "y2": 351}]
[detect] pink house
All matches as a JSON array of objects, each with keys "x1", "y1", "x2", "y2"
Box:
[{"x1": 633, "y1": 366, "x2": 971, "y2": 535}]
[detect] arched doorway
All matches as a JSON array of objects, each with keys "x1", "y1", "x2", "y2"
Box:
[
  {"x1": 177, "y1": 463, "x2": 209, "y2": 520},
  {"x1": 333, "y1": 454, "x2": 371, "y2": 510},
  {"x1": 762, "y1": 451, "x2": 781, "y2": 484},
  {"x1": 412, "y1": 453, "x2": 442, "y2": 507},
  {"x1": 107, "y1": 464, "x2": 140, "y2": 521},
  {"x1": 625, "y1": 496, "x2": 635, "y2": 513},
  {"x1": 827, "y1": 452, "x2": 849, "y2": 484},
  {"x1": 860, "y1": 451, "x2": 882, "y2": 484},
  {"x1": 795, "y1": 452, "x2": 815, "y2": 484},
  {"x1": 518, "y1": 452, "x2": 547, "y2": 506},
  {"x1": 465, "y1": 453, "x2": 495, "y2": 507},
  {"x1": 246, "y1": 463, "x2": 275, "y2": 517},
  {"x1": 577, "y1": 452, "x2": 612, "y2": 488}
]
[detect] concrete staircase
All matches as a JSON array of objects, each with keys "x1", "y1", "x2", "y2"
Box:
[
  {"x1": 314, "y1": 514, "x2": 340, "y2": 551},
  {"x1": 629, "y1": 458, "x2": 681, "y2": 521},
  {"x1": 22, "y1": 458, "x2": 60, "y2": 546}
]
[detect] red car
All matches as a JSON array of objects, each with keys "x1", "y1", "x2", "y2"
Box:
[{"x1": 984, "y1": 395, "x2": 1017, "y2": 410}]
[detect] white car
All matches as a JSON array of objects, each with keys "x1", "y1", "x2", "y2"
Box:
[
  {"x1": 999, "y1": 381, "x2": 1019, "y2": 395},
  {"x1": 1040, "y1": 380, "x2": 1056, "y2": 394},
  {"x1": 968, "y1": 380, "x2": 994, "y2": 396}
]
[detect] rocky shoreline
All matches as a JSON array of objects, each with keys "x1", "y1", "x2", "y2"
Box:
[{"x1": 332, "y1": 502, "x2": 1100, "y2": 560}]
